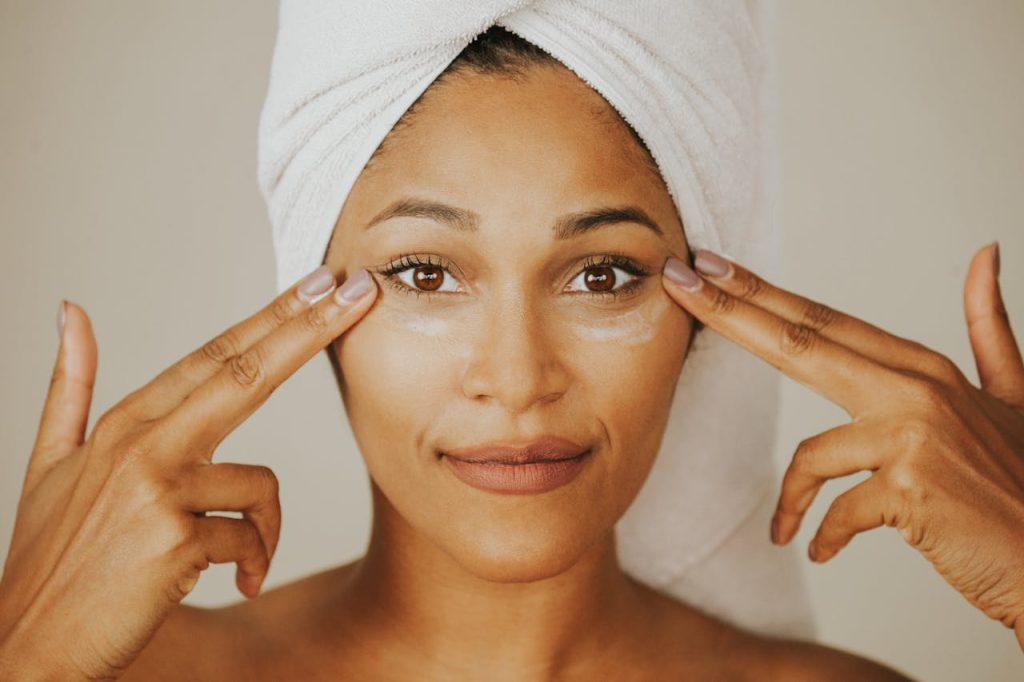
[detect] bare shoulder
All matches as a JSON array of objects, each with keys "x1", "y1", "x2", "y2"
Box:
[
  {"x1": 644, "y1": 587, "x2": 914, "y2": 681},
  {"x1": 738, "y1": 632, "x2": 917, "y2": 681},
  {"x1": 119, "y1": 564, "x2": 355, "y2": 681}
]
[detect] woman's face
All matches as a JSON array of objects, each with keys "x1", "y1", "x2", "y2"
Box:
[{"x1": 325, "y1": 63, "x2": 694, "y2": 582}]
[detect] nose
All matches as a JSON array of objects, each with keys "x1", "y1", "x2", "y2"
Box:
[{"x1": 460, "y1": 293, "x2": 571, "y2": 412}]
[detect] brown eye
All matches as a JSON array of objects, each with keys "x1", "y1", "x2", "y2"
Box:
[
  {"x1": 412, "y1": 265, "x2": 443, "y2": 291},
  {"x1": 566, "y1": 260, "x2": 643, "y2": 299},
  {"x1": 388, "y1": 258, "x2": 461, "y2": 295},
  {"x1": 583, "y1": 265, "x2": 616, "y2": 292}
]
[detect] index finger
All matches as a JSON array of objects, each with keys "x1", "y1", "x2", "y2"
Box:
[
  {"x1": 661, "y1": 254, "x2": 889, "y2": 417},
  {"x1": 119, "y1": 265, "x2": 340, "y2": 422},
  {"x1": 689, "y1": 249, "x2": 953, "y2": 381},
  {"x1": 153, "y1": 269, "x2": 377, "y2": 456}
]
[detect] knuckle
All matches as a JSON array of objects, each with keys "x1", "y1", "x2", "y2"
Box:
[
  {"x1": 248, "y1": 530, "x2": 270, "y2": 563},
  {"x1": 823, "y1": 495, "x2": 850, "y2": 528},
  {"x1": 920, "y1": 350, "x2": 965, "y2": 387},
  {"x1": 91, "y1": 408, "x2": 132, "y2": 446},
  {"x1": 228, "y1": 348, "x2": 266, "y2": 390},
  {"x1": 902, "y1": 374, "x2": 949, "y2": 410},
  {"x1": 896, "y1": 418, "x2": 932, "y2": 451},
  {"x1": 168, "y1": 562, "x2": 204, "y2": 602},
  {"x1": 199, "y1": 332, "x2": 239, "y2": 366},
  {"x1": 154, "y1": 513, "x2": 196, "y2": 556},
  {"x1": 268, "y1": 295, "x2": 296, "y2": 327},
  {"x1": 707, "y1": 287, "x2": 737, "y2": 316},
  {"x1": 300, "y1": 303, "x2": 330, "y2": 336},
  {"x1": 798, "y1": 300, "x2": 839, "y2": 333},
  {"x1": 887, "y1": 461, "x2": 928, "y2": 506},
  {"x1": 735, "y1": 272, "x2": 768, "y2": 301},
  {"x1": 124, "y1": 466, "x2": 180, "y2": 509},
  {"x1": 113, "y1": 388, "x2": 145, "y2": 420},
  {"x1": 780, "y1": 321, "x2": 817, "y2": 357},
  {"x1": 108, "y1": 430, "x2": 153, "y2": 468},
  {"x1": 253, "y1": 465, "x2": 280, "y2": 497},
  {"x1": 791, "y1": 436, "x2": 818, "y2": 472}
]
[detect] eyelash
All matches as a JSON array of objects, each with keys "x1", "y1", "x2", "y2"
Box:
[{"x1": 372, "y1": 252, "x2": 651, "y2": 301}]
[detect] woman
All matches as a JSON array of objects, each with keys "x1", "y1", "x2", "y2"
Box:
[{"x1": 2, "y1": 15, "x2": 1022, "y2": 682}]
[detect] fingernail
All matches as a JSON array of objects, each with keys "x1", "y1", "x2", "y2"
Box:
[
  {"x1": 335, "y1": 269, "x2": 373, "y2": 303},
  {"x1": 992, "y1": 241, "x2": 1000, "y2": 278},
  {"x1": 296, "y1": 265, "x2": 335, "y2": 303},
  {"x1": 771, "y1": 515, "x2": 779, "y2": 544},
  {"x1": 57, "y1": 299, "x2": 66, "y2": 341},
  {"x1": 694, "y1": 249, "x2": 734, "y2": 278},
  {"x1": 808, "y1": 542, "x2": 818, "y2": 562},
  {"x1": 663, "y1": 257, "x2": 702, "y2": 292}
]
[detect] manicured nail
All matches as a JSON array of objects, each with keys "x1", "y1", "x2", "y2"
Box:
[
  {"x1": 694, "y1": 249, "x2": 734, "y2": 278},
  {"x1": 663, "y1": 257, "x2": 702, "y2": 292},
  {"x1": 770, "y1": 515, "x2": 779, "y2": 544},
  {"x1": 296, "y1": 265, "x2": 335, "y2": 303},
  {"x1": 335, "y1": 269, "x2": 373, "y2": 303},
  {"x1": 57, "y1": 299, "x2": 66, "y2": 341},
  {"x1": 992, "y1": 241, "x2": 1000, "y2": 278},
  {"x1": 808, "y1": 542, "x2": 818, "y2": 562}
]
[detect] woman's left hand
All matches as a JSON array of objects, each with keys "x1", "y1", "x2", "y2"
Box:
[{"x1": 661, "y1": 242, "x2": 1024, "y2": 649}]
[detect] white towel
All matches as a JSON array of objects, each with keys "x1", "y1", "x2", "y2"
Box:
[{"x1": 258, "y1": 0, "x2": 816, "y2": 640}]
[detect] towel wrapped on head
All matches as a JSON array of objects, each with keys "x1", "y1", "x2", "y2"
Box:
[{"x1": 258, "y1": 0, "x2": 816, "y2": 639}]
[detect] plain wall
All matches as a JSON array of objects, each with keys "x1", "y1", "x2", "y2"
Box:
[{"x1": 1, "y1": 1, "x2": 1021, "y2": 679}]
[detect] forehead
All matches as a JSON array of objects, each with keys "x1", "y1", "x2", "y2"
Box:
[{"x1": 332, "y1": 64, "x2": 686, "y2": 254}]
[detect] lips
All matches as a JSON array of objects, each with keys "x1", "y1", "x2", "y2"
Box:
[{"x1": 439, "y1": 435, "x2": 593, "y2": 494}]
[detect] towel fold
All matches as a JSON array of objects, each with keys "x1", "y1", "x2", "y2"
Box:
[{"x1": 258, "y1": 0, "x2": 816, "y2": 639}]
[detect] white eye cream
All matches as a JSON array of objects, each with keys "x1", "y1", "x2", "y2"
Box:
[
  {"x1": 567, "y1": 295, "x2": 668, "y2": 345},
  {"x1": 382, "y1": 292, "x2": 669, "y2": 344},
  {"x1": 397, "y1": 311, "x2": 452, "y2": 338}
]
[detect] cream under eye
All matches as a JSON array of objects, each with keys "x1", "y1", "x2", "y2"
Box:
[{"x1": 371, "y1": 252, "x2": 651, "y2": 301}]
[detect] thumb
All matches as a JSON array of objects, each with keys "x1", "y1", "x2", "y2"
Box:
[
  {"x1": 964, "y1": 241, "x2": 1024, "y2": 409},
  {"x1": 29, "y1": 300, "x2": 99, "y2": 480}
]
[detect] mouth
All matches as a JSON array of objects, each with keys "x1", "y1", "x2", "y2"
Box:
[
  {"x1": 439, "y1": 438, "x2": 594, "y2": 495},
  {"x1": 439, "y1": 435, "x2": 590, "y2": 465}
]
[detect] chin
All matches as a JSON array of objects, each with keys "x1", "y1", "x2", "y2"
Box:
[{"x1": 442, "y1": 520, "x2": 603, "y2": 583}]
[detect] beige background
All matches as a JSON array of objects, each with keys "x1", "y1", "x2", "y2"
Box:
[{"x1": 2, "y1": 1, "x2": 1022, "y2": 679}]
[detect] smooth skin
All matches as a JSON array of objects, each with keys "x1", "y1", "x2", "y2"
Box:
[
  {"x1": 1, "y1": 62, "x2": 918, "y2": 680},
  {"x1": 667, "y1": 243, "x2": 1024, "y2": 648}
]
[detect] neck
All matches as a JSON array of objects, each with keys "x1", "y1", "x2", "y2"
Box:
[{"x1": 335, "y1": 482, "x2": 654, "y2": 680}]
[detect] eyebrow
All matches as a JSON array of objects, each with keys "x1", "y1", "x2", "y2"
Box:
[{"x1": 364, "y1": 197, "x2": 664, "y2": 239}]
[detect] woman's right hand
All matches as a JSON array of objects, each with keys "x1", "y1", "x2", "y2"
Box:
[{"x1": 0, "y1": 266, "x2": 376, "y2": 680}]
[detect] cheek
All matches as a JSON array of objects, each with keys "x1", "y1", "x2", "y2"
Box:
[
  {"x1": 564, "y1": 293, "x2": 689, "y2": 394},
  {"x1": 566, "y1": 294, "x2": 690, "y2": 478},
  {"x1": 564, "y1": 294, "x2": 671, "y2": 345},
  {"x1": 332, "y1": 300, "x2": 465, "y2": 491}
]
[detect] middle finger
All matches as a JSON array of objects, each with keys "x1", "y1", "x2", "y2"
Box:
[
  {"x1": 691, "y1": 249, "x2": 951, "y2": 380},
  {"x1": 662, "y1": 254, "x2": 892, "y2": 418},
  {"x1": 119, "y1": 265, "x2": 339, "y2": 422},
  {"x1": 152, "y1": 269, "x2": 377, "y2": 457}
]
